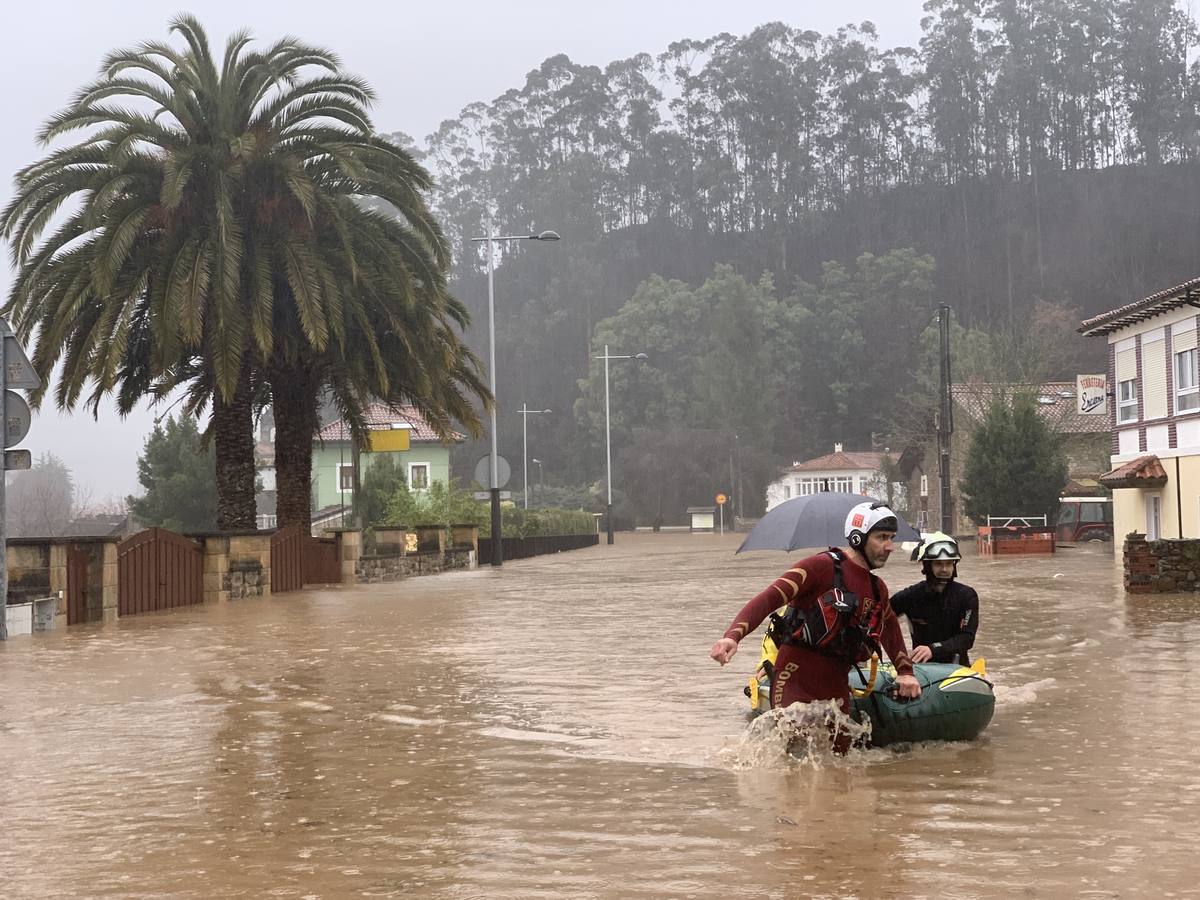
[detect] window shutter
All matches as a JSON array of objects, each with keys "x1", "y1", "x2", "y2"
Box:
[
  {"x1": 1175, "y1": 318, "x2": 1198, "y2": 354},
  {"x1": 1116, "y1": 345, "x2": 1136, "y2": 382},
  {"x1": 1143, "y1": 334, "x2": 1168, "y2": 419}
]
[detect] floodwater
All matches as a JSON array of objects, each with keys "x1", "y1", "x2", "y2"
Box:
[{"x1": 0, "y1": 533, "x2": 1196, "y2": 898}]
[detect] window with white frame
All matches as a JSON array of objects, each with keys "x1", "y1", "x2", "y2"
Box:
[
  {"x1": 337, "y1": 463, "x2": 355, "y2": 493},
  {"x1": 783, "y1": 484, "x2": 791, "y2": 500},
  {"x1": 834, "y1": 476, "x2": 853, "y2": 492},
  {"x1": 1177, "y1": 348, "x2": 1200, "y2": 412},
  {"x1": 408, "y1": 462, "x2": 430, "y2": 491},
  {"x1": 799, "y1": 478, "x2": 817, "y2": 496},
  {"x1": 1118, "y1": 378, "x2": 1137, "y2": 423}
]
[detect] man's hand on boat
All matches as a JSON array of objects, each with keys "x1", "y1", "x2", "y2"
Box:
[
  {"x1": 910, "y1": 644, "x2": 934, "y2": 664},
  {"x1": 710, "y1": 637, "x2": 739, "y2": 665},
  {"x1": 893, "y1": 673, "x2": 921, "y2": 700}
]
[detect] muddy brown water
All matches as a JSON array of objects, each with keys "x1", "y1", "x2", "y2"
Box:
[{"x1": 0, "y1": 533, "x2": 1195, "y2": 898}]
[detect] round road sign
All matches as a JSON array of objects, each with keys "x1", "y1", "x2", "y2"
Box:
[{"x1": 474, "y1": 453, "x2": 511, "y2": 489}]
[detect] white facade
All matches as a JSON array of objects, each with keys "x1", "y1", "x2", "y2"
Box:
[
  {"x1": 1083, "y1": 290, "x2": 1200, "y2": 541},
  {"x1": 766, "y1": 469, "x2": 884, "y2": 511},
  {"x1": 765, "y1": 444, "x2": 904, "y2": 512}
]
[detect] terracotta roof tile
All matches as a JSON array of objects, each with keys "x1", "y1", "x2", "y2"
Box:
[
  {"x1": 315, "y1": 402, "x2": 465, "y2": 443},
  {"x1": 789, "y1": 450, "x2": 891, "y2": 472},
  {"x1": 1099, "y1": 455, "x2": 1168, "y2": 489},
  {"x1": 950, "y1": 382, "x2": 1106, "y2": 435},
  {"x1": 1079, "y1": 276, "x2": 1200, "y2": 336}
]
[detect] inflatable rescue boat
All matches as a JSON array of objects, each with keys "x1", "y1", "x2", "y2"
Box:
[{"x1": 746, "y1": 658, "x2": 995, "y2": 747}]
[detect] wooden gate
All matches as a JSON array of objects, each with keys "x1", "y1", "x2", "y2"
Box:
[
  {"x1": 65, "y1": 544, "x2": 90, "y2": 625},
  {"x1": 302, "y1": 535, "x2": 341, "y2": 585},
  {"x1": 117, "y1": 528, "x2": 203, "y2": 617},
  {"x1": 271, "y1": 524, "x2": 304, "y2": 593}
]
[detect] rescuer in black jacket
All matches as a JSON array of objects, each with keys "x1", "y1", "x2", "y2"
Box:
[{"x1": 889, "y1": 532, "x2": 979, "y2": 666}]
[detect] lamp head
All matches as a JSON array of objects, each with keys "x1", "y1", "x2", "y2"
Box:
[
  {"x1": 532, "y1": 230, "x2": 561, "y2": 241},
  {"x1": 634, "y1": 353, "x2": 649, "y2": 360},
  {"x1": 542, "y1": 408, "x2": 553, "y2": 414}
]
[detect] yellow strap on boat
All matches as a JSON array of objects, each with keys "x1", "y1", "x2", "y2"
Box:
[
  {"x1": 748, "y1": 674, "x2": 761, "y2": 711},
  {"x1": 850, "y1": 654, "x2": 879, "y2": 697},
  {"x1": 971, "y1": 657, "x2": 986, "y2": 676}
]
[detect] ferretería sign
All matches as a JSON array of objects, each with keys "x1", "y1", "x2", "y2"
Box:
[{"x1": 1077, "y1": 374, "x2": 1107, "y2": 415}]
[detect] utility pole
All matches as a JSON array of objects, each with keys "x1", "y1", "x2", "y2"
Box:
[
  {"x1": 937, "y1": 305, "x2": 954, "y2": 535},
  {"x1": 729, "y1": 432, "x2": 739, "y2": 528},
  {"x1": 728, "y1": 438, "x2": 735, "y2": 527}
]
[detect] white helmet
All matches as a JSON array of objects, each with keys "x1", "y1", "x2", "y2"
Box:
[{"x1": 845, "y1": 501, "x2": 899, "y2": 549}]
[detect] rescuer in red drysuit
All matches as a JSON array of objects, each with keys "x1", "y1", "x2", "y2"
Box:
[{"x1": 710, "y1": 502, "x2": 920, "y2": 728}]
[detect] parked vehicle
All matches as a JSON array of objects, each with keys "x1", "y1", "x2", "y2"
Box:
[{"x1": 1056, "y1": 497, "x2": 1113, "y2": 543}]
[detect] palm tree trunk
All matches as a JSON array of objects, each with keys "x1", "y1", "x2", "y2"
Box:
[
  {"x1": 271, "y1": 363, "x2": 319, "y2": 534},
  {"x1": 212, "y1": 368, "x2": 257, "y2": 531}
]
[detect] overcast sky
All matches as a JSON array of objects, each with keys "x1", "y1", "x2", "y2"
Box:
[{"x1": 1, "y1": 0, "x2": 926, "y2": 503}]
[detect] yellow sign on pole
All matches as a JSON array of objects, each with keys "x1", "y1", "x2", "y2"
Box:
[
  {"x1": 716, "y1": 493, "x2": 727, "y2": 505},
  {"x1": 368, "y1": 428, "x2": 411, "y2": 452}
]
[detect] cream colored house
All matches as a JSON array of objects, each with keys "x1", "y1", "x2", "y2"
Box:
[{"x1": 1080, "y1": 278, "x2": 1200, "y2": 541}]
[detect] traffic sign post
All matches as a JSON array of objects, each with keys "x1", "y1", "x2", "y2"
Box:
[
  {"x1": 716, "y1": 493, "x2": 727, "y2": 536},
  {"x1": 3, "y1": 451, "x2": 30, "y2": 471},
  {"x1": 0, "y1": 319, "x2": 38, "y2": 641}
]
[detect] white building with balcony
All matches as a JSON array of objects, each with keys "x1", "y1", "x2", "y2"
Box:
[{"x1": 766, "y1": 443, "x2": 897, "y2": 512}]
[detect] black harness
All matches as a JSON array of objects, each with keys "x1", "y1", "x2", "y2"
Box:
[{"x1": 767, "y1": 549, "x2": 883, "y2": 661}]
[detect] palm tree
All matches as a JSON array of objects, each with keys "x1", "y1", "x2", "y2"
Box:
[
  {"x1": 2, "y1": 16, "x2": 487, "y2": 530},
  {"x1": 260, "y1": 205, "x2": 488, "y2": 532}
]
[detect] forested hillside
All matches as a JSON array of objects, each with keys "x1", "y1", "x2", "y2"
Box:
[{"x1": 391, "y1": 1, "x2": 1200, "y2": 521}]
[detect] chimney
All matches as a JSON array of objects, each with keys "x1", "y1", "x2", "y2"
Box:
[{"x1": 834, "y1": 442, "x2": 843, "y2": 453}]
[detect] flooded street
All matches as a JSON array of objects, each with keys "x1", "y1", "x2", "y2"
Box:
[{"x1": 1, "y1": 532, "x2": 1198, "y2": 898}]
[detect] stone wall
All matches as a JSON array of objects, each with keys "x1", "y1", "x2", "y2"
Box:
[
  {"x1": 8, "y1": 543, "x2": 50, "y2": 604},
  {"x1": 355, "y1": 549, "x2": 473, "y2": 583},
  {"x1": 225, "y1": 559, "x2": 265, "y2": 599},
  {"x1": 7, "y1": 538, "x2": 118, "y2": 626},
  {"x1": 195, "y1": 532, "x2": 272, "y2": 603},
  {"x1": 1123, "y1": 533, "x2": 1200, "y2": 593}
]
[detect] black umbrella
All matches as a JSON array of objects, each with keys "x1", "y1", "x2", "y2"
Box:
[{"x1": 736, "y1": 492, "x2": 921, "y2": 553}]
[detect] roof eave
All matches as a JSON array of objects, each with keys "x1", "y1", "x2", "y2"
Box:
[{"x1": 1079, "y1": 277, "x2": 1200, "y2": 337}]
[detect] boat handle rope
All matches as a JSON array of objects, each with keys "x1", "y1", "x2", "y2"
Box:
[{"x1": 850, "y1": 654, "x2": 880, "y2": 697}]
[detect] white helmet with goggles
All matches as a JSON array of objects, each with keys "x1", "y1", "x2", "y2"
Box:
[
  {"x1": 911, "y1": 532, "x2": 961, "y2": 563},
  {"x1": 844, "y1": 501, "x2": 899, "y2": 549}
]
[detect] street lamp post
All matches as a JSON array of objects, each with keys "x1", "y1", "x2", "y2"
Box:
[
  {"x1": 470, "y1": 219, "x2": 560, "y2": 566},
  {"x1": 519, "y1": 403, "x2": 551, "y2": 510},
  {"x1": 594, "y1": 344, "x2": 648, "y2": 545}
]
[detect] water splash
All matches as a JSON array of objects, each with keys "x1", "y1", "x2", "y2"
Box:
[{"x1": 720, "y1": 699, "x2": 873, "y2": 769}]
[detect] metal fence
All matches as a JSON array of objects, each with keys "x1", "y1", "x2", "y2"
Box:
[{"x1": 477, "y1": 533, "x2": 599, "y2": 562}]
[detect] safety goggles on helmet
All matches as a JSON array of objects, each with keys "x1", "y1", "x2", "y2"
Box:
[
  {"x1": 922, "y1": 541, "x2": 960, "y2": 560},
  {"x1": 911, "y1": 531, "x2": 962, "y2": 562}
]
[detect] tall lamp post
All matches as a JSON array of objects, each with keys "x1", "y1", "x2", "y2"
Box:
[
  {"x1": 470, "y1": 219, "x2": 560, "y2": 566},
  {"x1": 519, "y1": 403, "x2": 551, "y2": 510},
  {"x1": 595, "y1": 345, "x2": 648, "y2": 545}
]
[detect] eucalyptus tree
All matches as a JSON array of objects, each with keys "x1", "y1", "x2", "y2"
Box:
[
  {"x1": 3, "y1": 15, "x2": 487, "y2": 532},
  {"x1": 1113, "y1": 0, "x2": 1196, "y2": 164}
]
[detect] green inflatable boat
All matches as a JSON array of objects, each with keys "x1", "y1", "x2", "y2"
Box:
[{"x1": 746, "y1": 658, "x2": 995, "y2": 747}]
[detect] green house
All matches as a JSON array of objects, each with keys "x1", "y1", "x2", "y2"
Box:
[{"x1": 311, "y1": 402, "x2": 463, "y2": 521}]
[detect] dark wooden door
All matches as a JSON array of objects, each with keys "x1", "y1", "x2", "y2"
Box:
[
  {"x1": 117, "y1": 528, "x2": 203, "y2": 616},
  {"x1": 271, "y1": 525, "x2": 303, "y2": 593},
  {"x1": 302, "y1": 536, "x2": 340, "y2": 585},
  {"x1": 65, "y1": 544, "x2": 89, "y2": 625}
]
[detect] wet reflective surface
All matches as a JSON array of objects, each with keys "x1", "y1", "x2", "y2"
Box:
[{"x1": 0, "y1": 533, "x2": 1196, "y2": 897}]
